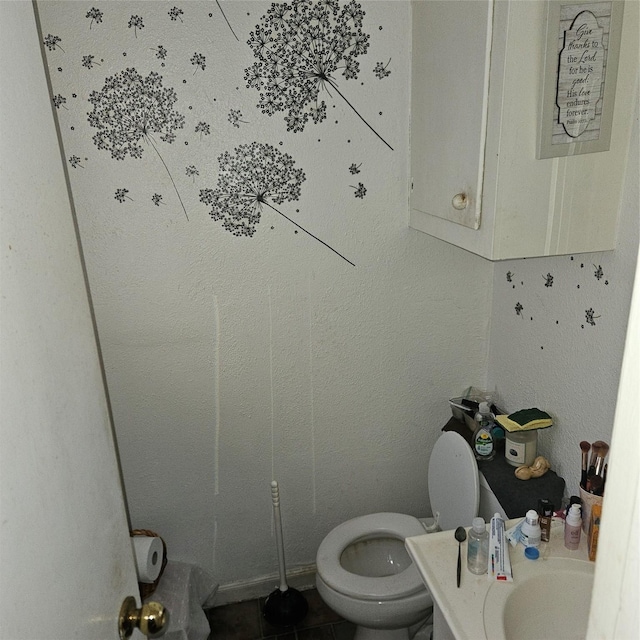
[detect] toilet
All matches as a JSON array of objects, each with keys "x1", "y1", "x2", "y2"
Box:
[{"x1": 315, "y1": 431, "x2": 506, "y2": 639}]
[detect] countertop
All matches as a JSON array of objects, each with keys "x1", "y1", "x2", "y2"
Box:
[{"x1": 405, "y1": 519, "x2": 591, "y2": 640}]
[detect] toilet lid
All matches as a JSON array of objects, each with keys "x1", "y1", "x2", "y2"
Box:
[
  {"x1": 428, "y1": 431, "x2": 479, "y2": 531},
  {"x1": 316, "y1": 513, "x2": 427, "y2": 600}
]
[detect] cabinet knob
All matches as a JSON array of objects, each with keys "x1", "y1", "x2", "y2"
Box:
[{"x1": 451, "y1": 193, "x2": 468, "y2": 210}]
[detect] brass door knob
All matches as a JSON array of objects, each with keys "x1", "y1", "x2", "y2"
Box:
[{"x1": 119, "y1": 596, "x2": 169, "y2": 639}]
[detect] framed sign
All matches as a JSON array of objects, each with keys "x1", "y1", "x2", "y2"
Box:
[{"x1": 537, "y1": 0, "x2": 625, "y2": 159}]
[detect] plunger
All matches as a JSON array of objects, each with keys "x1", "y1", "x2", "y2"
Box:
[{"x1": 262, "y1": 480, "x2": 309, "y2": 627}]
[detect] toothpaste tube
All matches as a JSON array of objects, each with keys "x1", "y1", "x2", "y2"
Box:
[
  {"x1": 505, "y1": 518, "x2": 525, "y2": 547},
  {"x1": 489, "y1": 513, "x2": 513, "y2": 582}
]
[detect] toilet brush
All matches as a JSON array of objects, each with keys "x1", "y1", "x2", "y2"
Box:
[{"x1": 263, "y1": 480, "x2": 309, "y2": 627}]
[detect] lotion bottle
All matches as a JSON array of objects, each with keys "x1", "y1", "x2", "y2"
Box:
[
  {"x1": 473, "y1": 402, "x2": 495, "y2": 461},
  {"x1": 521, "y1": 509, "x2": 541, "y2": 548},
  {"x1": 564, "y1": 503, "x2": 582, "y2": 550}
]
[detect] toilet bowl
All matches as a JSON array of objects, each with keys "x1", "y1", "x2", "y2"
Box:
[
  {"x1": 315, "y1": 431, "x2": 503, "y2": 639},
  {"x1": 316, "y1": 512, "x2": 432, "y2": 637}
]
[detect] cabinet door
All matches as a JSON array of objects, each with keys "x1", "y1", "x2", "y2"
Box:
[{"x1": 410, "y1": 0, "x2": 493, "y2": 230}]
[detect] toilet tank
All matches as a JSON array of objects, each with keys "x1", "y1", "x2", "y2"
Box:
[{"x1": 478, "y1": 472, "x2": 507, "y2": 522}]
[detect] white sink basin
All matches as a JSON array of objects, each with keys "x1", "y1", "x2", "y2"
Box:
[{"x1": 483, "y1": 556, "x2": 594, "y2": 640}]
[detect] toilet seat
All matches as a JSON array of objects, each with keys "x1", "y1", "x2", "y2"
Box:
[
  {"x1": 428, "y1": 431, "x2": 479, "y2": 531},
  {"x1": 316, "y1": 512, "x2": 426, "y2": 601}
]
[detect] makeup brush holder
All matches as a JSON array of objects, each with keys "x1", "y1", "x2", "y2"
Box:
[{"x1": 579, "y1": 487, "x2": 603, "y2": 534}]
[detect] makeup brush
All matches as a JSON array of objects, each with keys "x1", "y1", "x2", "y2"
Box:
[
  {"x1": 586, "y1": 441, "x2": 604, "y2": 491},
  {"x1": 594, "y1": 441, "x2": 610, "y2": 477},
  {"x1": 580, "y1": 441, "x2": 590, "y2": 489},
  {"x1": 588, "y1": 440, "x2": 604, "y2": 468},
  {"x1": 591, "y1": 464, "x2": 608, "y2": 496}
]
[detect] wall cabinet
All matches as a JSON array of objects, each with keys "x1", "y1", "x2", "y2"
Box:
[{"x1": 410, "y1": 0, "x2": 638, "y2": 261}]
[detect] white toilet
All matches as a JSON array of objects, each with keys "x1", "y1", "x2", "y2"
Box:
[{"x1": 315, "y1": 431, "x2": 506, "y2": 639}]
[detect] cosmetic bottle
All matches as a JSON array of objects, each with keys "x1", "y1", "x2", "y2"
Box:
[
  {"x1": 538, "y1": 499, "x2": 553, "y2": 543},
  {"x1": 521, "y1": 509, "x2": 541, "y2": 549},
  {"x1": 564, "y1": 503, "x2": 582, "y2": 550},
  {"x1": 473, "y1": 402, "x2": 495, "y2": 461},
  {"x1": 467, "y1": 517, "x2": 489, "y2": 574}
]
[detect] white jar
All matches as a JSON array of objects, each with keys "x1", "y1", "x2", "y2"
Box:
[{"x1": 505, "y1": 430, "x2": 538, "y2": 467}]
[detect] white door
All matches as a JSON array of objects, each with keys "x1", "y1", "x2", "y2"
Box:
[{"x1": 0, "y1": 3, "x2": 148, "y2": 639}]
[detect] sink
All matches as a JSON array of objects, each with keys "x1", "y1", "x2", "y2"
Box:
[{"x1": 483, "y1": 557, "x2": 594, "y2": 640}]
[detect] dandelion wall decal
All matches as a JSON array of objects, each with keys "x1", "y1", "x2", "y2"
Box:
[
  {"x1": 168, "y1": 7, "x2": 184, "y2": 23},
  {"x1": 228, "y1": 109, "x2": 248, "y2": 128},
  {"x1": 190, "y1": 52, "x2": 206, "y2": 73},
  {"x1": 244, "y1": 0, "x2": 393, "y2": 151},
  {"x1": 152, "y1": 45, "x2": 168, "y2": 61},
  {"x1": 373, "y1": 59, "x2": 391, "y2": 79},
  {"x1": 43, "y1": 34, "x2": 64, "y2": 53},
  {"x1": 82, "y1": 55, "x2": 100, "y2": 70},
  {"x1": 195, "y1": 121, "x2": 210, "y2": 138},
  {"x1": 86, "y1": 8, "x2": 103, "y2": 29},
  {"x1": 185, "y1": 165, "x2": 199, "y2": 181},
  {"x1": 87, "y1": 68, "x2": 188, "y2": 220},
  {"x1": 115, "y1": 188, "x2": 133, "y2": 203},
  {"x1": 128, "y1": 16, "x2": 144, "y2": 38},
  {"x1": 350, "y1": 182, "x2": 367, "y2": 198},
  {"x1": 585, "y1": 308, "x2": 600, "y2": 326},
  {"x1": 199, "y1": 142, "x2": 355, "y2": 266},
  {"x1": 53, "y1": 94, "x2": 68, "y2": 110}
]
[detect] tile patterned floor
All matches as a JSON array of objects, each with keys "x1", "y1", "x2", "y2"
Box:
[{"x1": 206, "y1": 588, "x2": 356, "y2": 640}]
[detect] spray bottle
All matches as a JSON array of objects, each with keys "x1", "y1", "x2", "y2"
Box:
[{"x1": 473, "y1": 402, "x2": 495, "y2": 461}]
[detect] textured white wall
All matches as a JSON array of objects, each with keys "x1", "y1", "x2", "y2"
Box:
[
  {"x1": 37, "y1": 1, "x2": 492, "y2": 586},
  {"x1": 487, "y1": 96, "x2": 639, "y2": 498}
]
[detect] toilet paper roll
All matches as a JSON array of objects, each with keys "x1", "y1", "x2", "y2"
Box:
[{"x1": 132, "y1": 535, "x2": 163, "y2": 583}]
